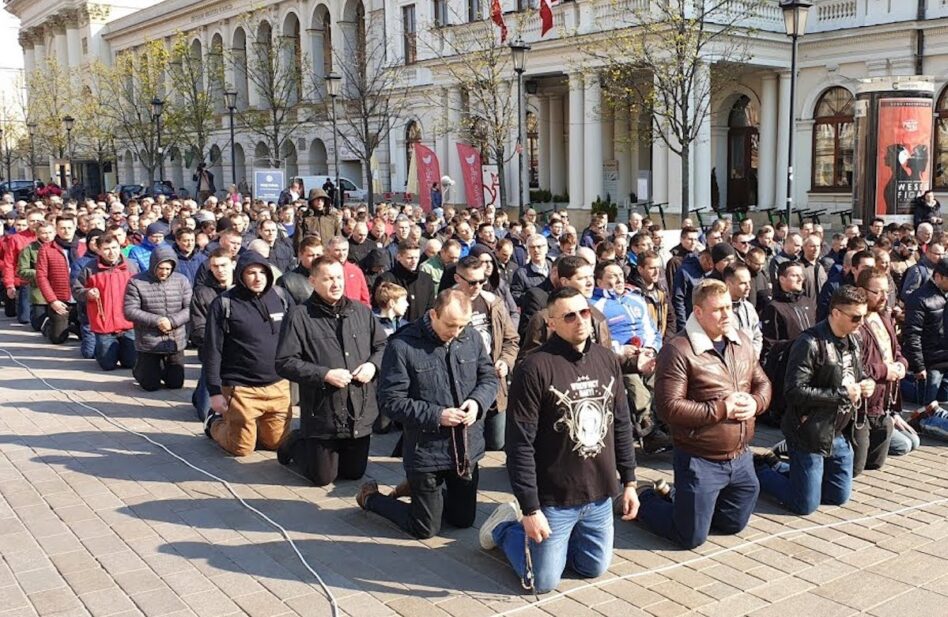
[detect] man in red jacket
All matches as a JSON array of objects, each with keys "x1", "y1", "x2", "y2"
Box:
[
  {"x1": 3, "y1": 211, "x2": 42, "y2": 323},
  {"x1": 36, "y1": 215, "x2": 86, "y2": 344},
  {"x1": 327, "y1": 236, "x2": 370, "y2": 307},
  {"x1": 74, "y1": 233, "x2": 139, "y2": 370}
]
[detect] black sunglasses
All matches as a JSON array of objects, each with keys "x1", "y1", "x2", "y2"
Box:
[{"x1": 457, "y1": 273, "x2": 487, "y2": 286}]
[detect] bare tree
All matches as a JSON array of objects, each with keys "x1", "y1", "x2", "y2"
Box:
[
  {"x1": 226, "y1": 11, "x2": 315, "y2": 170},
  {"x1": 164, "y1": 33, "x2": 221, "y2": 172},
  {"x1": 23, "y1": 58, "x2": 77, "y2": 180},
  {"x1": 91, "y1": 40, "x2": 172, "y2": 184},
  {"x1": 71, "y1": 82, "x2": 118, "y2": 195},
  {"x1": 329, "y1": 32, "x2": 409, "y2": 210},
  {"x1": 587, "y1": 0, "x2": 763, "y2": 218}
]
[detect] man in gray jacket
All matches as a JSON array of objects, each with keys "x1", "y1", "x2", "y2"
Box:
[
  {"x1": 725, "y1": 263, "x2": 763, "y2": 358},
  {"x1": 124, "y1": 245, "x2": 192, "y2": 391}
]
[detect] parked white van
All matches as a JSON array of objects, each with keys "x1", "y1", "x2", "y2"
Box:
[{"x1": 299, "y1": 176, "x2": 367, "y2": 203}]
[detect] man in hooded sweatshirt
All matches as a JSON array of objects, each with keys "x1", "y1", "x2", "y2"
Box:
[
  {"x1": 128, "y1": 223, "x2": 167, "y2": 273},
  {"x1": 124, "y1": 245, "x2": 192, "y2": 391},
  {"x1": 203, "y1": 251, "x2": 292, "y2": 457}
]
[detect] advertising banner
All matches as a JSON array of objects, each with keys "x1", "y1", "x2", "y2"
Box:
[
  {"x1": 874, "y1": 98, "x2": 933, "y2": 215},
  {"x1": 482, "y1": 165, "x2": 500, "y2": 207},
  {"x1": 413, "y1": 143, "x2": 441, "y2": 212},
  {"x1": 253, "y1": 169, "x2": 285, "y2": 202},
  {"x1": 456, "y1": 143, "x2": 484, "y2": 208}
]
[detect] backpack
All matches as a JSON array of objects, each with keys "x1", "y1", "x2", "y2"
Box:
[{"x1": 219, "y1": 286, "x2": 289, "y2": 334}]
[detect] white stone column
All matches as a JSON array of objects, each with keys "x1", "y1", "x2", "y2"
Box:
[
  {"x1": 548, "y1": 94, "x2": 566, "y2": 196},
  {"x1": 65, "y1": 27, "x2": 81, "y2": 67},
  {"x1": 615, "y1": 109, "x2": 632, "y2": 205},
  {"x1": 33, "y1": 39, "x2": 46, "y2": 70},
  {"x1": 711, "y1": 126, "x2": 729, "y2": 207},
  {"x1": 757, "y1": 73, "x2": 778, "y2": 209},
  {"x1": 652, "y1": 129, "x2": 668, "y2": 206},
  {"x1": 776, "y1": 70, "x2": 791, "y2": 215},
  {"x1": 583, "y1": 72, "x2": 603, "y2": 206},
  {"x1": 538, "y1": 95, "x2": 551, "y2": 192},
  {"x1": 446, "y1": 87, "x2": 463, "y2": 203},
  {"x1": 23, "y1": 44, "x2": 35, "y2": 76},
  {"x1": 692, "y1": 62, "x2": 712, "y2": 211},
  {"x1": 568, "y1": 73, "x2": 585, "y2": 209},
  {"x1": 53, "y1": 26, "x2": 68, "y2": 67}
]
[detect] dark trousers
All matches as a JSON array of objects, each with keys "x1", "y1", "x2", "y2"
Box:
[
  {"x1": 484, "y1": 409, "x2": 506, "y2": 451},
  {"x1": 2, "y1": 291, "x2": 15, "y2": 317},
  {"x1": 15, "y1": 286, "x2": 30, "y2": 324},
  {"x1": 850, "y1": 414, "x2": 894, "y2": 477},
  {"x1": 94, "y1": 332, "x2": 137, "y2": 371},
  {"x1": 290, "y1": 433, "x2": 371, "y2": 486},
  {"x1": 42, "y1": 304, "x2": 77, "y2": 344},
  {"x1": 365, "y1": 465, "x2": 479, "y2": 539},
  {"x1": 30, "y1": 305, "x2": 47, "y2": 331},
  {"x1": 637, "y1": 449, "x2": 758, "y2": 550},
  {"x1": 133, "y1": 351, "x2": 185, "y2": 391}
]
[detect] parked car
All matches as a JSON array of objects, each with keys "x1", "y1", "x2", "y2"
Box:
[
  {"x1": 144, "y1": 181, "x2": 177, "y2": 200},
  {"x1": 112, "y1": 184, "x2": 145, "y2": 202},
  {"x1": 0, "y1": 180, "x2": 41, "y2": 202},
  {"x1": 299, "y1": 175, "x2": 368, "y2": 203}
]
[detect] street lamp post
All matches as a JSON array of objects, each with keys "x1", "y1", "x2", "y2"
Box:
[
  {"x1": 63, "y1": 115, "x2": 75, "y2": 183},
  {"x1": 781, "y1": 0, "x2": 812, "y2": 227},
  {"x1": 510, "y1": 37, "x2": 530, "y2": 216},
  {"x1": 151, "y1": 97, "x2": 165, "y2": 182},
  {"x1": 325, "y1": 72, "x2": 342, "y2": 209},
  {"x1": 224, "y1": 90, "x2": 238, "y2": 187},
  {"x1": 0, "y1": 126, "x2": 5, "y2": 183},
  {"x1": 27, "y1": 122, "x2": 37, "y2": 183}
]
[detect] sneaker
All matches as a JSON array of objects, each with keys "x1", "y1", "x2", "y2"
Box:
[
  {"x1": 479, "y1": 501, "x2": 521, "y2": 550},
  {"x1": 276, "y1": 429, "x2": 301, "y2": 466},
  {"x1": 653, "y1": 478, "x2": 672, "y2": 498},
  {"x1": 203, "y1": 413, "x2": 221, "y2": 438},
  {"x1": 389, "y1": 479, "x2": 411, "y2": 500},
  {"x1": 641, "y1": 428, "x2": 674, "y2": 455},
  {"x1": 635, "y1": 479, "x2": 671, "y2": 499},
  {"x1": 356, "y1": 481, "x2": 379, "y2": 510},
  {"x1": 771, "y1": 439, "x2": 788, "y2": 458}
]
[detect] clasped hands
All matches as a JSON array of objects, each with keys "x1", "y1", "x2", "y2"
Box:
[{"x1": 324, "y1": 363, "x2": 377, "y2": 388}]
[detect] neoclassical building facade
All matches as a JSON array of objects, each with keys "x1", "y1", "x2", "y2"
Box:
[{"x1": 9, "y1": 0, "x2": 948, "y2": 218}]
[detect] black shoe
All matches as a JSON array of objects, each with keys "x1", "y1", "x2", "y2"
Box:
[
  {"x1": 771, "y1": 439, "x2": 788, "y2": 459},
  {"x1": 642, "y1": 428, "x2": 674, "y2": 455},
  {"x1": 277, "y1": 429, "x2": 301, "y2": 466},
  {"x1": 753, "y1": 449, "x2": 780, "y2": 470},
  {"x1": 203, "y1": 413, "x2": 221, "y2": 438}
]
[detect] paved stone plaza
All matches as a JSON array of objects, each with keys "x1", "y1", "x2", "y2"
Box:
[{"x1": 2, "y1": 317, "x2": 948, "y2": 617}]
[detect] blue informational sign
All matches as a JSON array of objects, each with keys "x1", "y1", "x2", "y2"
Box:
[{"x1": 253, "y1": 169, "x2": 285, "y2": 202}]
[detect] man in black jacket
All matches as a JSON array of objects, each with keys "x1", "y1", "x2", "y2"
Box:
[
  {"x1": 756, "y1": 286, "x2": 874, "y2": 515},
  {"x1": 189, "y1": 248, "x2": 234, "y2": 420},
  {"x1": 257, "y1": 219, "x2": 295, "y2": 273},
  {"x1": 479, "y1": 287, "x2": 638, "y2": 594},
  {"x1": 276, "y1": 236, "x2": 322, "y2": 304},
  {"x1": 373, "y1": 240, "x2": 435, "y2": 322},
  {"x1": 275, "y1": 256, "x2": 387, "y2": 486},
  {"x1": 203, "y1": 252, "x2": 292, "y2": 457},
  {"x1": 903, "y1": 258, "x2": 948, "y2": 405},
  {"x1": 357, "y1": 290, "x2": 499, "y2": 539}
]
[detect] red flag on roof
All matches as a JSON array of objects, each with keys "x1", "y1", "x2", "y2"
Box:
[
  {"x1": 540, "y1": 0, "x2": 554, "y2": 37},
  {"x1": 491, "y1": 0, "x2": 508, "y2": 43}
]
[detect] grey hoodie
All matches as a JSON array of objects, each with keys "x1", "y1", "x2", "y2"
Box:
[{"x1": 124, "y1": 244, "x2": 193, "y2": 353}]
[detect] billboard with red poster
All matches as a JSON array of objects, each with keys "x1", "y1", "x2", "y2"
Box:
[{"x1": 874, "y1": 98, "x2": 933, "y2": 216}]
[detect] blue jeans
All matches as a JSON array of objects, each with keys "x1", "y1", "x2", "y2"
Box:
[
  {"x1": 94, "y1": 332, "x2": 136, "y2": 371},
  {"x1": 192, "y1": 366, "x2": 211, "y2": 421},
  {"x1": 921, "y1": 369, "x2": 948, "y2": 406},
  {"x1": 15, "y1": 286, "x2": 30, "y2": 324},
  {"x1": 757, "y1": 435, "x2": 853, "y2": 515},
  {"x1": 637, "y1": 449, "x2": 758, "y2": 549},
  {"x1": 77, "y1": 303, "x2": 95, "y2": 359},
  {"x1": 493, "y1": 497, "x2": 613, "y2": 594},
  {"x1": 889, "y1": 428, "x2": 920, "y2": 456},
  {"x1": 484, "y1": 409, "x2": 506, "y2": 451},
  {"x1": 29, "y1": 304, "x2": 46, "y2": 331}
]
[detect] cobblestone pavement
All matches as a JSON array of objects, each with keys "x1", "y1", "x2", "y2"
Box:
[{"x1": 3, "y1": 317, "x2": 948, "y2": 617}]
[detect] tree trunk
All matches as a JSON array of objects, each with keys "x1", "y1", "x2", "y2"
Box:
[
  {"x1": 495, "y1": 145, "x2": 507, "y2": 211},
  {"x1": 680, "y1": 139, "x2": 690, "y2": 221},
  {"x1": 365, "y1": 160, "x2": 375, "y2": 211}
]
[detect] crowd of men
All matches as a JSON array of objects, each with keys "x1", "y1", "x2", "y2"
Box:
[{"x1": 1, "y1": 185, "x2": 946, "y2": 593}]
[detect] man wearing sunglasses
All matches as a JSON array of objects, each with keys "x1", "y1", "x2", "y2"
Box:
[
  {"x1": 480, "y1": 287, "x2": 638, "y2": 593},
  {"x1": 756, "y1": 285, "x2": 874, "y2": 515}
]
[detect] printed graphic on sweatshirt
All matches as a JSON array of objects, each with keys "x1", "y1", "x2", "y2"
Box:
[{"x1": 549, "y1": 376, "x2": 615, "y2": 459}]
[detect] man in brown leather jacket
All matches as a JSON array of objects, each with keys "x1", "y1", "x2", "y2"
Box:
[{"x1": 635, "y1": 278, "x2": 772, "y2": 549}]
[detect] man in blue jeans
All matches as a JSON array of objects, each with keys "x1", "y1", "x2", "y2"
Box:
[
  {"x1": 479, "y1": 287, "x2": 638, "y2": 594},
  {"x1": 756, "y1": 285, "x2": 874, "y2": 515},
  {"x1": 635, "y1": 278, "x2": 771, "y2": 549},
  {"x1": 902, "y1": 258, "x2": 948, "y2": 406}
]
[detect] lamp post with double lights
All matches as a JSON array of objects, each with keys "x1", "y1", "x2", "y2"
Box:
[
  {"x1": 63, "y1": 115, "x2": 75, "y2": 183},
  {"x1": 224, "y1": 90, "x2": 238, "y2": 186},
  {"x1": 780, "y1": 0, "x2": 812, "y2": 226},
  {"x1": 151, "y1": 97, "x2": 165, "y2": 181},
  {"x1": 27, "y1": 122, "x2": 37, "y2": 183},
  {"x1": 325, "y1": 72, "x2": 342, "y2": 209},
  {"x1": 510, "y1": 37, "x2": 530, "y2": 216}
]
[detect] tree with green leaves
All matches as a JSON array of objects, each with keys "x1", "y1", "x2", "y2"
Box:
[
  {"x1": 587, "y1": 0, "x2": 763, "y2": 218},
  {"x1": 164, "y1": 33, "x2": 221, "y2": 174}
]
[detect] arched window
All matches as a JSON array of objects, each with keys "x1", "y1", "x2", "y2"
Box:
[
  {"x1": 935, "y1": 88, "x2": 948, "y2": 188},
  {"x1": 811, "y1": 87, "x2": 854, "y2": 191}
]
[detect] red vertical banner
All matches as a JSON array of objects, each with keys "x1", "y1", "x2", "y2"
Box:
[
  {"x1": 875, "y1": 98, "x2": 933, "y2": 216},
  {"x1": 456, "y1": 143, "x2": 484, "y2": 208},
  {"x1": 413, "y1": 143, "x2": 441, "y2": 213}
]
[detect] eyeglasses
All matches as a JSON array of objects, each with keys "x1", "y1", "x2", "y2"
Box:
[
  {"x1": 457, "y1": 273, "x2": 487, "y2": 286},
  {"x1": 836, "y1": 309, "x2": 865, "y2": 324},
  {"x1": 553, "y1": 307, "x2": 592, "y2": 324},
  {"x1": 863, "y1": 287, "x2": 887, "y2": 297}
]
